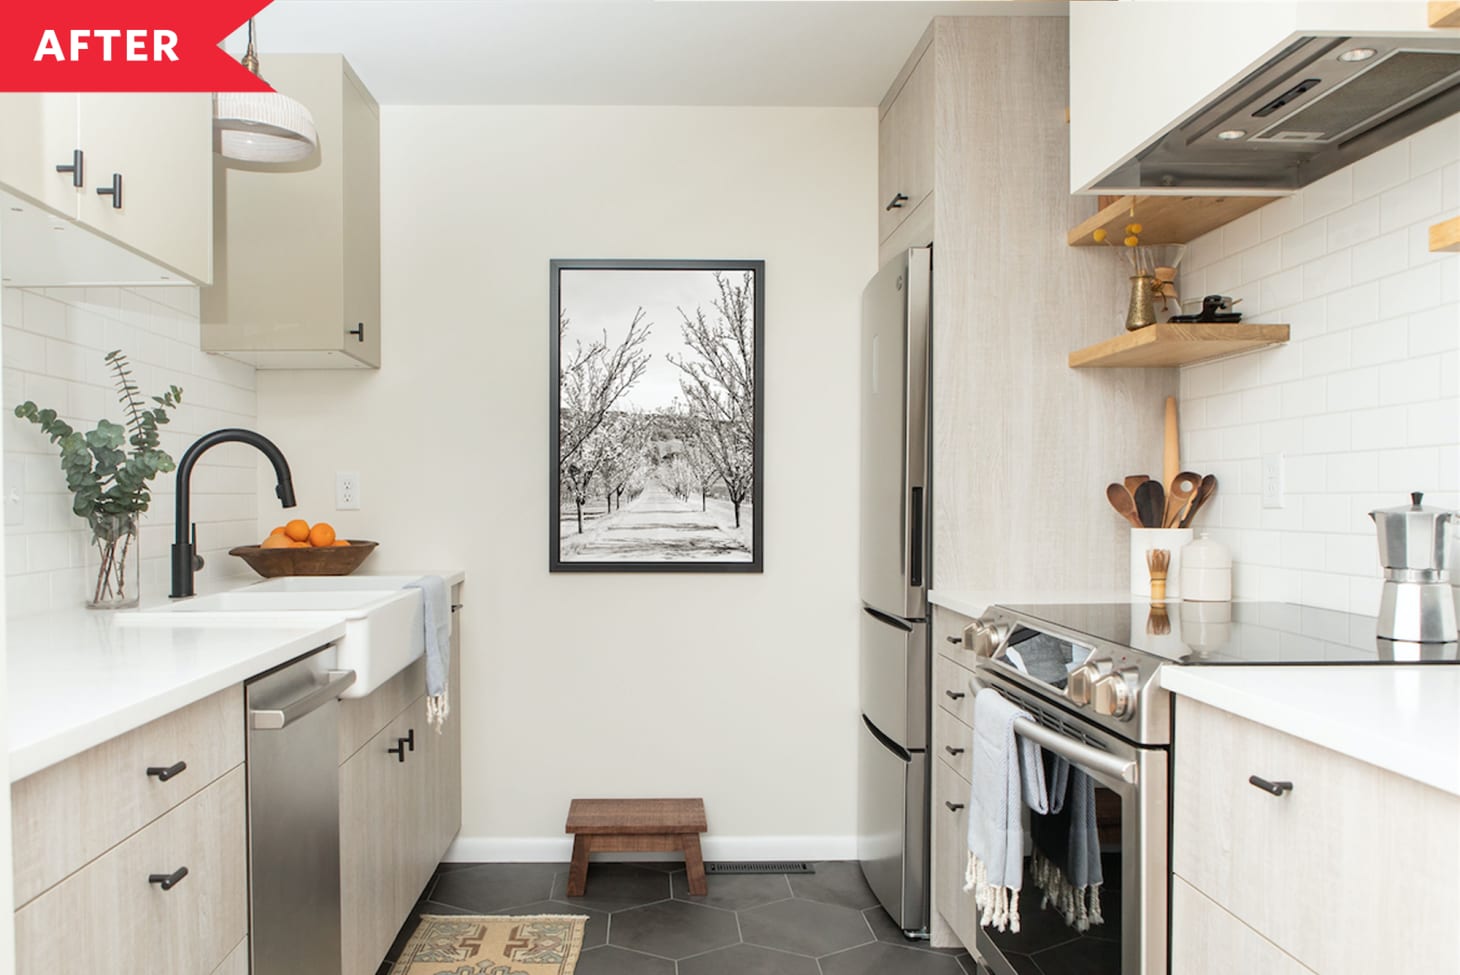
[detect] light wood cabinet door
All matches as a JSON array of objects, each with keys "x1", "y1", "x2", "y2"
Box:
[
  {"x1": 931, "y1": 756, "x2": 980, "y2": 949},
  {"x1": 1173, "y1": 699, "x2": 1460, "y2": 974},
  {"x1": 14, "y1": 766, "x2": 247, "y2": 975},
  {"x1": 877, "y1": 46, "x2": 934, "y2": 243},
  {"x1": 933, "y1": 651, "x2": 976, "y2": 728},
  {"x1": 72, "y1": 93, "x2": 213, "y2": 284},
  {"x1": 1171, "y1": 877, "x2": 1312, "y2": 975},
  {"x1": 0, "y1": 94, "x2": 79, "y2": 215},
  {"x1": 211, "y1": 938, "x2": 249, "y2": 975}
]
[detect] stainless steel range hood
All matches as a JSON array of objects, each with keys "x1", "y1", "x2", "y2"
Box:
[{"x1": 1093, "y1": 34, "x2": 1460, "y2": 193}]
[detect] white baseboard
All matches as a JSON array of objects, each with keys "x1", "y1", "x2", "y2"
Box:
[{"x1": 443, "y1": 834, "x2": 858, "y2": 864}]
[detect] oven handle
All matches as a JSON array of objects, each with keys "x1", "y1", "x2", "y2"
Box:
[{"x1": 968, "y1": 677, "x2": 1138, "y2": 785}]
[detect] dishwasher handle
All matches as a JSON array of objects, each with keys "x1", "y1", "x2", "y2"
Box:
[{"x1": 251, "y1": 670, "x2": 356, "y2": 730}]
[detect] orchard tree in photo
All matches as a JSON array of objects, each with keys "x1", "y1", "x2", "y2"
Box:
[
  {"x1": 595, "y1": 412, "x2": 647, "y2": 513},
  {"x1": 671, "y1": 272, "x2": 756, "y2": 528}
]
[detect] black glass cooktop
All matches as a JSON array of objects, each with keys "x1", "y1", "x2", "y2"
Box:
[{"x1": 999, "y1": 601, "x2": 1460, "y2": 665}]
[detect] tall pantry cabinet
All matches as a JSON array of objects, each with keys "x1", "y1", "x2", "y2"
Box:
[{"x1": 874, "y1": 16, "x2": 1176, "y2": 951}]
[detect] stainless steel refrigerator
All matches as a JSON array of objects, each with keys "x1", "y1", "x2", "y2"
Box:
[{"x1": 857, "y1": 246, "x2": 931, "y2": 934}]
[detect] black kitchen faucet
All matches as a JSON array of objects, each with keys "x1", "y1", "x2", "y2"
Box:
[{"x1": 171, "y1": 429, "x2": 296, "y2": 598}]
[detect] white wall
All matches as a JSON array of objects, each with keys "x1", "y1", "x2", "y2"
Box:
[
  {"x1": 3, "y1": 286, "x2": 261, "y2": 611},
  {"x1": 256, "y1": 105, "x2": 877, "y2": 858},
  {"x1": 1178, "y1": 114, "x2": 1460, "y2": 613}
]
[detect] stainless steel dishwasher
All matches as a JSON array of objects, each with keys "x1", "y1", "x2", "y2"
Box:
[{"x1": 246, "y1": 646, "x2": 356, "y2": 975}]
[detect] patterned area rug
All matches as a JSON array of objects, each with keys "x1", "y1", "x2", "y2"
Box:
[{"x1": 387, "y1": 914, "x2": 586, "y2": 975}]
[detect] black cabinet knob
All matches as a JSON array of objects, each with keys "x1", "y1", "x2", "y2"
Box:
[
  {"x1": 1248, "y1": 775, "x2": 1293, "y2": 796},
  {"x1": 148, "y1": 866, "x2": 188, "y2": 891},
  {"x1": 146, "y1": 761, "x2": 187, "y2": 782}
]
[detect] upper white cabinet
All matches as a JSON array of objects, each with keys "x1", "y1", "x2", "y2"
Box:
[
  {"x1": 0, "y1": 92, "x2": 213, "y2": 284},
  {"x1": 201, "y1": 54, "x2": 382, "y2": 369},
  {"x1": 1069, "y1": 1, "x2": 1448, "y2": 195},
  {"x1": 878, "y1": 44, "x2": 935, "y2": 245}
]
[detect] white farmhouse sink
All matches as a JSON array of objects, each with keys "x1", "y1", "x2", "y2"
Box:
[{"x1": 123, "y1": 587, "x2": 425, "y2": 698}]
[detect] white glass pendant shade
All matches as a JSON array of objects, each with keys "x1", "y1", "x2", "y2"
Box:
[{"x1": 214, "y1": 91, "x2": 318, "y2": 162}]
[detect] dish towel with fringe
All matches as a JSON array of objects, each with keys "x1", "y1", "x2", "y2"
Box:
[
  {"x1": 405, "y1": 575, "x2": 452, "y2": 732},
  {"x1": 964, "y1": 687, "x2": 1047, "y2": 933},
  {"x1": 1030, "y1": 753, "x2": 1105, "y2": 931}
]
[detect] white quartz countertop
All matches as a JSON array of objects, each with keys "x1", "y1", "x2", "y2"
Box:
[
  {"x1": 929, "y1": 588, "x2": 1133, "y2": 620},
  {"x1": 1161, "y1": 665, "x2": 1460, "y2": 797}
]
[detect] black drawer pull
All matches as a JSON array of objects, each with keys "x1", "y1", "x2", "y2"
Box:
[
  {"x1": 944, "y1": 745, "x2": 965, "y2": 757},
  {"x1": 403, "y1": 728, "x2": 416, "y2": 752},
  {"x1": 944, "y1": 801, "x2": 965, "y2": 812},
  {"x1": 96, "y1": 172, "x2": 122, "y2": 208},
  {"x1": 348, "y1": 322, "x2": 365, "y2": 342},
  {"x1": 148, "y1": 866, "x2": 188, "y2": 891},
  {"x1": 56, "y1": 149, "x2": 83, "y2": 187},
  {"x1": 1248, "y1": 775, "x2": 1293, "y2": 796},
  {"x1": 146, "y1": 761, "x2": 187, "y2": 782},
  {"x1": 945, "y1": 690, "x2": 965, "y2": 701},
  {"x1": 885, "y1": 192, "x2": 909, "y2": 211},
  {"x1": 946, "y1": 635, "x2": 962, "y2": 645},
  {"x1": 388, "y1": 739, "x2": 407, "y2": 763}
]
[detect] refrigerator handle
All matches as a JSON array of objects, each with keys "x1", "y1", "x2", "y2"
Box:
[{"x1": 909, "y1": 486, "x2": 923, "y2": 588}]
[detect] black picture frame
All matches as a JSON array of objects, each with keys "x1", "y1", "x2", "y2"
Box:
[{"x1": 549, "y1": 258, "x2": 765, "y2": 573}]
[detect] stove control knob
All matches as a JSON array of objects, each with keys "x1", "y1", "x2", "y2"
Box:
[
  {"x1": 1092, "y1": 671, "x2": 1138, "y2": 720},
  {"x1": 1065, "y1": 661, "x2": 1110, "y2": 707},
  {"x1": 965, "y1": 620, "x2": 1011, "y2": 659}
]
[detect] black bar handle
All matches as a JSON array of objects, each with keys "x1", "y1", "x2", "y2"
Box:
[
  {"x1": 148, "y1": 866, "x2": 188, "y2": 891},
  {"x1": 944, "y1": 745, "x2": 965, "y2": 757},
  {"x1": 946, "y1": 635, "x2": 962, "y2": 645},
  {"x1": 945, "y1": 689, "x2": 965, "y2": 701},
  {"x1": 56, "y1": 149, "x2": 83, "y2": 187},
  {"x1": 388, "y1": 739, "x2": 407, "y2": 762},
  {"x1": 403, "y1": 728, "x2": 415, "y2": 752},
  {"x1": 146, "y1": 761, "x2": 187, "y2": 782},
  {"x1": 1248, "y1": 775, "x2": 1293, "y2": 796},
  {"x1": 909, "y1": 486, "x2": 923, "y2": 588},
  {"x1": 96, "y1": 173, "x2": 122, "y2": 209},
  {"x1": 885, "y1": 192, "x2": 909, "y2": 211},
  {"x1": 348, "y1": 322, "x2": 365, "y2": 342},
  {"x1": 944, "y1": 801, "x2": 965, "y2": 812}
]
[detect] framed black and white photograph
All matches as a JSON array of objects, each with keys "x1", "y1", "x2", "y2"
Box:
[{"x1": 549, "y1": 259, "x2": 764, "y2": 572}]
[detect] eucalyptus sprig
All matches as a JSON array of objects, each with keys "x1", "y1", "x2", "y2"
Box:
[{"x1": 13, "y1": 350, "x2": 183, "y2": 526}]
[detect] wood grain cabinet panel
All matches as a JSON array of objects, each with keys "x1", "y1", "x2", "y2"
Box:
[
  {"x1": 1171, "y1": 877, "x2": 1312, "y2": 975},
  {"x1": 931, "y1": 757, "x2": 980, "y2": 950},
  {"x1": 877, "y1": 44, "x2": 935, "y2": 244},
  {"x1": 338, "y1": 656, "x2": 426, "y2": 764},
  {"x1": 11, "y1": 687, "x2": 243, "y2": 906},
  {"x1": 1173, "y1": 699, "x2": 1460, "y2": 973},
  {"x1": 933, "y1": 706, "x2": 973, "y2": 783},
  {"x1": 933, "y1": 651, "x2": 976, "y2": 728},
  {"x1": 14, "y1": 766, "x2": 248, "y2": 975},
  {"x1": 211, "y1": 938, "x2": 249, "y2": 975}
]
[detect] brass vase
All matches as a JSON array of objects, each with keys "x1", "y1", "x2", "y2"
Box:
[{"x1": 1125, "y1": 275, "x2": 1159, "y2": 331}]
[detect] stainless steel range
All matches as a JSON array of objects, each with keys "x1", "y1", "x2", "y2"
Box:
[{"x1": 960, "y1": 601, "x2": 1459, "y2": 975}]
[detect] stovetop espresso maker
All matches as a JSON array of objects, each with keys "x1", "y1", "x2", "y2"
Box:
[{"x1": 1370, "y1": 492, "x2": 1457, "y2": 644}]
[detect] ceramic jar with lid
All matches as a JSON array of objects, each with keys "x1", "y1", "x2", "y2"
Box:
[{"x1": 1181, "y1": 533, "x2": 1231, "y2": 602}]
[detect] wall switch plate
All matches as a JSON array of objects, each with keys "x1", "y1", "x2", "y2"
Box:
[
  {"x1": 335, "y1": 471, "x2": 361, "y2": 510},
  {"x1": 4, "y1": 457, "x2": 22, "y2": 527},
  {"x1": 1262, "y1": 453, "x2": 1285, "y2": 509}
]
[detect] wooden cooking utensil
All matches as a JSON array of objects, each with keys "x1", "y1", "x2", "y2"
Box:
[
  {"x1": 1134, "y1": 479, "x2": 1165, "y2": 529},
  {"x1": 1164, "y1": 471, "x2": 1201, "y2": 528},
  {"x1": 1163, "y1": 396, "x2": 1179, "y2": 496},
  {"x1": 1124, "y1": 474, "x2": 1150, "y2": 496},
  {"x1": 1179, "y1": 474, "x2": 1218, "y2": 529},
  {"x1": 1107, "y1": 483, "x2": 1144, "y2": 528}
]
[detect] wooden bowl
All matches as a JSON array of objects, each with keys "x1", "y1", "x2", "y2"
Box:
[{"x1": 228, "y1": 540, "x2": 379, "y2": 578}]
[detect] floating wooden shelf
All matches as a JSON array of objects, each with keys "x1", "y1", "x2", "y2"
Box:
[
  {"x1": 1068, "y1": 195, "x2": 1279, "y2": 247},
  {"x1": 1431, "y1": 2, "x2": 1460, "y2": 28},
  {"x1": 1429, "y1": 216, "x2": 1460, "y2": 253},
  {"x1": 1069, "y1": 323, "x2": 1290, "y2": 369}
]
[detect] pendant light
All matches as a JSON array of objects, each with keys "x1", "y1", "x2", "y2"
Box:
[{"x1": 213, "y1": 19, "x2": 318, "y2": 163}]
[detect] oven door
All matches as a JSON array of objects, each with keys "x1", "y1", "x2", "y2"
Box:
[{"x1": 970, "y1": 666, "x2": 1168, "y2": 975}]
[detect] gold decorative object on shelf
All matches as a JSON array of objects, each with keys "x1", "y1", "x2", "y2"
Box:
[{"x1": 1127, "y1": 275, "x2": 1159, "y2": 330}]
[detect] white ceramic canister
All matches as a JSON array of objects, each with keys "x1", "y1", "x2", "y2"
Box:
[
  {"x1": 1181, "y1": 532, "x2": 1232, "y2": 602},
  {"x1": 1130, "y1": 527, "x2": 1194, "y2": 599}
]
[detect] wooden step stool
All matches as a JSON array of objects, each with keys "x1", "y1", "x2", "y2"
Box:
[{"x1": 565, "y1": 798, "x2": 708, "y2": 896}]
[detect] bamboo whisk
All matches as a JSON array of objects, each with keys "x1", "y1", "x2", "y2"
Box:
[{"x1": 1147, "y1": 548, "x2": 1171, "y2": 602}]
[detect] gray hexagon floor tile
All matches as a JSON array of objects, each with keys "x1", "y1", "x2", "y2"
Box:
[
  {"x1": 573, "y1": 945, "x2": 675, "y2": 975},
  {"x1": 820, "y1": 941, "x2": 968, "y2": 975},
  {"x1": 671, "y1": 870, "x2": 793, "y2": 911},
  {"x1": 788, "y1": 861, "x2": 880, "y2": 910},
  {"x1": 484, "y1": 900, "x2": 608, "y2": 949},
  {"x1": 551, "y1": 863, "x2": 672, "y2": 912},
  {"x1": 679, "y1": 943, "x2": 821, "y2": 975},
  {"x1": 609, "y1": 899, "x2": 740, "y2": 959},
  {"x1": 429, "y1": 862, "x2": 561, "y2": 912},
  {"x1": 739, "y1": 896, "x2": 874, "y2": 957},
  {"x1": 862, "y1": 906, "x2": 966, "y2": 954}
]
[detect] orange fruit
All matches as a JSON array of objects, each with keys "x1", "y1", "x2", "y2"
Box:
[
  {"x1": 332, "y1": 539, "x2": 351, "y2": 547},
  {"x1": 290, "y1": 540, "x2": 310, "y2": 548},
  {"x1": 308, "y1": 522, "x2": 336, "y2": 547},
  {"x1": 260, "y1": 533, "x2": 293, "y2": 549},
  {"x1": 283, "y1": 519, "x2": 311, "y2": 542},
  {"x1": 268, "y1": 525, "x2": 286, "y2": 536}
]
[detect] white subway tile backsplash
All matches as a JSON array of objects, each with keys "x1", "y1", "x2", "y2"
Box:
[
  {"x1": 1349, "y1": 228, "x2": 1409, "y2": 285},
  {"x1": 1324, "y1": 282, "x2": 1380, "y2": 332},
  {"x1": 1352, "y1": 140, "x2": 1410, "y2": 200},
  {"x1": 1325, "y1": 196, "x2": 1382, "y2": 252},
  {"x1": 1281, "y1": 219, "x2": 1328, "y2": 269},
  {"x1": 1300, "y1": 251, "x2": 1351, "y2": 300},
  {"x1": 1300, "y1": 413, "x2": 1351, "y2": 454},
  {"x1": 1260, "y1": 269, "x2": 1304, "y2": 311},
  {"x1": 1260, "y1": 195, "x2": 1303, "y2": 241},
  {"x1": 1408, "y1": 305, "x2": 1460, "y2": 356},
  {"x1": 1378, "y1": 355, "x2": 1442, "y2": 406},
  {"x1": 1302, "y1": 169, "x2": 1353, "y2": 221},
  {"x1": 1409, "y1": 114, "x2": 1460, "y2": 177},
  {"x1": 1326, "y1": 451, "x2": 1379, "y2": 494},
  {"x1": 1444, "y1": 162, "x2": 1459, "y2": 212},
  {"x1": 1348, "y1": 317, "x2": 1410, "y2": 367},
  {"x1": 1406, "y1": 399, "x2": 1460, "y2": 447},
  {"x1": 1241, "y1": 384, "x2": 1282, "y2": 424},
  {"x1": 1241, "y1": 238, "x2": 1283, "y2": 286},
  {"x1": 1380, "y1": 169, "x2": 1443, "y2": 234},
  {"x1": 1205, "y1": 254, "x2": 1242, "y2": 295},
  {"x1": 1223, "y1": 210, "x2": 1263, "y2": 256},
  {"x1": 1301, "y1": 332, "x2": 1351, "y2": 378},
  {"x1": 1324, "y1": 368, "x2": 1379, "y2": 413},
  {"x1": 1377, "y1": 446, "x2": 1440, "y2": 494},
  {"x1": 1280, "y1": 377, "x2": 1327, "y2": 418},
  {"x1": 1350, "y1": 405, "x2": 1408, "y2": 451}
]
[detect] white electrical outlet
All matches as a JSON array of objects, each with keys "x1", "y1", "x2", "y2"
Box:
[
  {"x1": 1262, "y1": 453, "x2": 1285, "y2": 509},
  {"x1": 4, "y1": 457, "x2": 22, "y2": 527},
  {"x1": 335, "y1": 471, "x2": 361, "y2": 510}
]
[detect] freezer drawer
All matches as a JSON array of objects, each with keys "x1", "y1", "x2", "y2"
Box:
[
  {"x1": 860, "y1": 607, "x2": 929, "y2": 750},
  {"x1": 857, "y1": 716, "x2": 928, "y2": 933}
]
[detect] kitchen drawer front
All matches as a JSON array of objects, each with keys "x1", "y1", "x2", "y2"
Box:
[
  {"x1": 1173, "y1": 698, "x2": 1460, "y2": 973},
  {"x1": 1170, "y1": 876, "x2": 1312, "y2": 975},
  {"x1": 931, "y1": 757, "x2": 979, "y2": 950},
  {"x1": 932, "y1": 705, "x2": 972, "y2": 782},
  {"x1": 15, "y1": 765, "x2": 248, "y2": 975},
  {"x1": 11, "y1": 686, "x2": 243, "y2": 906},
  {"x1": 932, "y1": 607, "x2": 984, "y2": 671},
  {"x1": 339, "y1": 654, "x2": 426, "y2": 764},
  {"x1": 933, "y1": 651, "x2": 975, "y2": 727},
  {"x1": 211, "y1": 938, "x2": 248, "y2": 975}
]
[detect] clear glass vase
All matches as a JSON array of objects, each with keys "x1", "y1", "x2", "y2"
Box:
[{"x1": 86, "y1": 512, "x2": 140, "y2": 609}]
